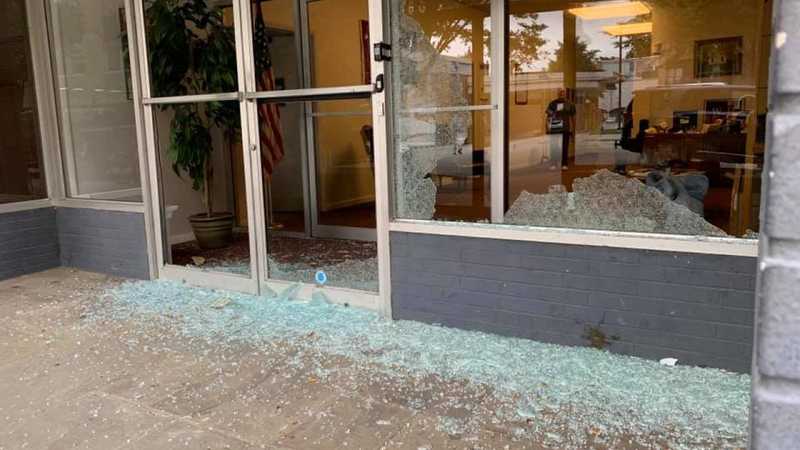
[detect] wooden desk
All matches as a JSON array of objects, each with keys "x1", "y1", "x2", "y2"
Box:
[{"x1": 643, "y1": 133, "x2": 747, "y2": 164}]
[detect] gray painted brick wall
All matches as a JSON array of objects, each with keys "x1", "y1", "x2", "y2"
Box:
[
  {"x1": 750, "y1": 0, "x2": 800, "y2": 446},
  {"x1": 391, "y1": 232, "x2": 756, "y2": 373},
  {"x1": 57, "y1": 208, "x2": 150, "y2": 280},
  {"x1": 0, "y1": 208, "x2": 60, "y2": 281}
]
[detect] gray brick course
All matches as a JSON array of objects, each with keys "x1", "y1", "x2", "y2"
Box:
[
  {"x1": 56, "y1": 208, "x2": 150, "y2": 280},
  {"x1": 391, "y1": 232, "x2": 756, "y2": 373},
  {"x1": 0, "y1": 208, "x2": 59, "y2": 280}
]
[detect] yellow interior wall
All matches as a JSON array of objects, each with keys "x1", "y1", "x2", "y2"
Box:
[
  {"x1": 505, "y1": 0, "x2": 768, "y2": 140},
  {"x1": 261, "y1": 0, "x2": 295, "y2": 31},
  {"x1": 307, "y1": 0, "x2": 375, "y2": 212},
  {"x1": 634, "y1": 0, "x2": 766, "y2": 133},
  {"x1": 650, "y1": 0, "x2": 760, "y2": 87},
  {"x1": 227, "y1": 0, "x2": 374, "y2": 214},
  {"x1": 508, "y1": 87, "x2": 558, "y2": 139}
]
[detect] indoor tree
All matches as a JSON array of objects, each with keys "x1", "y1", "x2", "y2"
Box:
[{"x1": 145, "y1": 0, "x2": 240, "y2": 247}]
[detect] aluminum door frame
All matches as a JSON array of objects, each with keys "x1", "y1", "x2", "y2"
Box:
[{"x1": 238, "y1": 0, "x2": 391, "y2": 315}]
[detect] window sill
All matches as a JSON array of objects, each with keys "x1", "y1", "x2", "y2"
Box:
[
  {"x1": 52, "y1": 198, "x2": 145, "y2": 213},
  {"x1": 389, "y1": 219, "x2": 758, "y2": 257},
  {"x1": 0, "y1": 198, "x2": 52, "y2": 214}
]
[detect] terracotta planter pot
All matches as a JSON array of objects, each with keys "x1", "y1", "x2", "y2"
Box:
[{"x1": 188, "y1": 212, "x2": 234, "y2": 250}]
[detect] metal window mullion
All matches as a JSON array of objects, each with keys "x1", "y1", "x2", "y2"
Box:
[
  {"x1": 401, "y1": 104, "x2": 496, "y2": 114},
  {"x1": 299, "y1": 0, "x2": 321, "y2": 235},
  {"x1": 143, "y1": 92, "x2": 240, "y2": 105},
  {"x1": 369, "y1": 0, "x2": 392, "y2": 318},
  {"x1": 24, "y1": 0, "x2": 65, "y2": 201},
  {"x1": 41, "y1": 0, "x2": 80, "y2": 198},
  {"x1": 490, "y1": 0, "x2": 506, "y2": 224},
  {"x1": 124, "y1": 0, "x2": 159, "y2": 279},
  {"x1": 309, "y1": 110, "x2": 372, "y2": 118},
  {"x1": 237, "y1": 0, "x2": 271, "y2": 288},
  {"x1": 132, "y1": 0, "x2": 167, "y2": 272},
  {"x1": 293, "y1": 0, "x2": 314, "y2": 240},
  {"x1": 243, "y1": 85, "x2": 374, "y2": 101},
  {"x1": 231, "y1": 0, "x2": 263, "y2": 289}
]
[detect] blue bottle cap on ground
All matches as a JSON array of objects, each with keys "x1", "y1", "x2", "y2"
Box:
[{"x1": 315, "y1": 270, "x2": 327, "y2": 285}]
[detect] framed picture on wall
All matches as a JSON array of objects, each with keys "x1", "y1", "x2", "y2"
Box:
[{"x1": 694, "y1": 36, "x2": 743, "y2": 78}]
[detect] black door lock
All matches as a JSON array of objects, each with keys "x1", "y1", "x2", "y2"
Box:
[
  {"x1": 374, "y1": 74, "x2": 385, "y2": 93},
  {"x1": 373, "y1": 42, "x2": 392, "y2": 62}
]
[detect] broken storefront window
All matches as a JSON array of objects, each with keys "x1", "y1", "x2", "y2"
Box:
[{"x1": 391, "y1": 0, "x2": 767, "y2": 239}]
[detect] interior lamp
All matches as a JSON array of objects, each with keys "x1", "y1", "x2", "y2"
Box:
[
  {"x1": 602, "y1": 22, "x2": 653, "y2": 36},
  {"x1": 569, "y1": 1, "x2": 650, "y2": 20}
]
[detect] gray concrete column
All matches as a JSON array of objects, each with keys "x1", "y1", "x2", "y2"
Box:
[{"x1": 750, "y1": 0, "x2": 800, "y2": 448}]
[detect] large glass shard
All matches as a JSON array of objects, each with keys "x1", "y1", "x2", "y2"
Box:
[{"x1": 504, "y1": 169, "x2": 727, "y2": 236}]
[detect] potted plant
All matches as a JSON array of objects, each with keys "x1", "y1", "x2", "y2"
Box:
[{"x1": 145, "y1": 0, "x2": 240, "y2": 249}]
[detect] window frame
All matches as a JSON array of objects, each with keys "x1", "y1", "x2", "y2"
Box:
[
  {"x1": 386, "y1": 0, "x2": 763, "y2": 257},
  {"x1": 27, "y1": 0, "x2": 151, "y2": 213}
]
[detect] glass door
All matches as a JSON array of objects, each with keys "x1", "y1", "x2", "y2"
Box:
[
  {"x1": 135, "y1": 0, "x2": 258, "y2": 292},
  {"x1": 243, "y1": 0, "x2": 385, "y2": 298},
  {"x1": 136, "y1": 0, "x2": 389, "y2": 306}
]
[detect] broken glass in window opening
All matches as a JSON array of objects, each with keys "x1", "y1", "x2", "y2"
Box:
[
  {"x1": 504, "y1": 169, "x2": 727, "y2": 236},
  {"x1": 391, "y1": 0, "x2": 769, "y2": 239},
  {"x1": 391, "y1": 0, "x2": 492, "y2": 222}
]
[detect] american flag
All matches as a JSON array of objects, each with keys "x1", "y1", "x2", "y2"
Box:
[{"x1": 253, "y1": 0, "x2": 284, "y2": 176}]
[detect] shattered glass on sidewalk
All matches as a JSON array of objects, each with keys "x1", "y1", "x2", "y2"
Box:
[
  {"x1": 505, "y1": 169, "x2": 728, "y2": 237},
  {"x1": 92, "y1": 280, "x2": 751, "y2": 449}
]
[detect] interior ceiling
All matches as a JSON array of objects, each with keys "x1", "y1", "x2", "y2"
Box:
[{"x1": 509, "y1": 0, "x2": 609, "y2": 15}]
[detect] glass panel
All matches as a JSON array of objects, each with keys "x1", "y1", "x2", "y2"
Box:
[
  {"x1": 250, "y1": 0, "x2": 301, "y2": 93},
  {"x1": 507, "y1": 9, "x2": 565, "y2": 204},
  {"x1": 306, "y1": 0, "x2": 370, "y2": 88},
  {"x1": 265, "y1": 102, "x2": 305, "y2": 234},
  {"x1": 312, "y1": 99, "x2": 375, "y2": 228},
  {"x1": 500, "y1": 0, "x2": 767, "y2": 239},
  {"x1": 153, "y1": 100, "x2": 251, "y2": 276},
  {"x1": 259, "y1": 98, "x2": 378, "y2": 292},
  {"x1": 48, "y1": 0, "x2": 142, "y2": 202},
  {"x1": 391, "y1": 0, "x2": 492, "y2": 221},
  {"x1": 143, "y1": 0, "x2": 238, "y2": 97},
  {"x1": 0, "y1": 0, "x2": 46, "y2": 204}
]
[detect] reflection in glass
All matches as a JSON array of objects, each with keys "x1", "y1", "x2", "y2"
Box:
[
  {"x1": 0, "y1": 0, "x2": 46, "y2": 204},
  {"x1": 251, "y1": 0, "x2": 300, "y2": 92},
  {"x1": 154, "y1": 101, "x2": 251, "y2": 276},
  {"x1": 307, "y1": 0, "x2": 370, "y2": 88},
  {"x1": 391, "y1": 0, "x2": 769, "y2": 238},
  {"x1": 265, "y1": 102, "x2": 305, "y2": 234},
  {"x1": 143, "y1": 0, "x2": 237, "y2": 97},
  {"x1": 249, "y1": 0, "x2": 369, "y2": 91},
  {"x1": 311, "y1": 99, "x2": 375, "y2": 228},
  {"x1": 259, "y1": 98, "x2": 378, "y2": 292},
  {"x1": 508, "y1": 0, "x2": 769, "y2": 239},
  {"x1": 48, "y1": 0, "x2": 142, "y2": 202},
  {"x1": 391, "y1": 0, "x2": 492, "y2": 221},
  {"x1": 506, "y1": 9, "x2": 565, "y2": 206}
]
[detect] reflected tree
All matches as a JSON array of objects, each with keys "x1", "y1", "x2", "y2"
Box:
[
  {"x1": 508, "y1": 13, "x2": 548, "y2": 69},
  {"x1": 612, "y1": 15, "x2": 652, "y2": 59},
  {"x1": 547, "y1": 38, "x2": 602, "y2": 72}
]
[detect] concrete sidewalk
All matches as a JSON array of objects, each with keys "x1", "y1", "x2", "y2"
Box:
[
  {"x1": 0, "y1": 268, "x2": 742, "y2": 449},
  {"x1": 0, "y1": 268, "x2": 540, "y2": 449}
]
